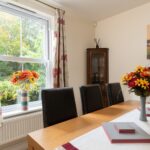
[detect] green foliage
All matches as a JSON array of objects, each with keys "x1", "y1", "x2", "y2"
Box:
[
  {"x1": 0, "y1": 11, "x2": 44, "y2": 57},
  {"x1": 21, "y1": 18, "x2": 44, "y2": 58},
  {"x1": 29, "y1": 84, "x2": 40, "y2": 102},
  {"x1": 0, "y1": 81, "x2": 17, "y2": 106},
  {"x1": 0, "y1": 12, "x2": 20, "y2": 56},
  {"x1": 0, "y1": 81, "x2": 40, "y2": 106},
  {"x1": 0, "y1": 61, "x2": 20, "y2": 81}
]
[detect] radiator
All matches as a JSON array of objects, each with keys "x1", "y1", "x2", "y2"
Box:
[{"x1": 0, "y1": 111, "x2": 43, "y2": 145}]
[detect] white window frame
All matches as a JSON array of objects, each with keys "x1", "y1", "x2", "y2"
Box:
[{"x1": 0, "y1": 2, "x2": 52, "y2": 116}]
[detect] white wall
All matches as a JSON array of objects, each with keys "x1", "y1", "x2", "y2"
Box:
[
  {"x1": 66, "y1": 14, "x2": 94, "y2": 115},
  {"x1": 9, "y1": 0, "x2": 95, "y2": 115},
  {"x1": 95, "y1": 2, "x2": 150, "y2": 100}
]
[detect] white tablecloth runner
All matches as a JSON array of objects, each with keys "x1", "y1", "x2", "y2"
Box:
[{"x1": 56, "y1": 109, "x2": 150, "y2": 150}]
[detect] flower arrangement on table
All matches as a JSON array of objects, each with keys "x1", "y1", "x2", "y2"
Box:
[
  {"x1": 122, "y1": 66, "x2": 150, "y2": 121},
  {"x1": 10, "y1": 70, "x2": 39, "y2": 110},
  {"x1": 122, "y1": 66, "x2": 150, "y2": 97},
  {"x1": 11, "y1": 70, "x2": 39, "y2": 91}
]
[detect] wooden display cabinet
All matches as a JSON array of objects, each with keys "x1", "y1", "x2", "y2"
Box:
[{"x1": 87, "y1": 48, "x2": 109, "y2": 107}]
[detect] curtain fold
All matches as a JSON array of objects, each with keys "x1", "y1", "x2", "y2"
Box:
[{"x1": 53, "y1": 9, "x2": 69, "y2": 88}]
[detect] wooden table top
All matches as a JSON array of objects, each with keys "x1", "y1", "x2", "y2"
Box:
[{"x1": 27, "y1": 100, "x2": 139, "y2": 150}]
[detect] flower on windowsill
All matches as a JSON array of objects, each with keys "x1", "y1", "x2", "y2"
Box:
[
  {"x1": 10, "y1": 70, "x2": 39, "y2": 91},
  {"x1": 121, "y1": 66, "x2": 150, "y2": 97}
]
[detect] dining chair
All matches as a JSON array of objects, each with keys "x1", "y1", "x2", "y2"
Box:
[
  {"x1": 80, "y1": 84, "x2": 103, "y2": 114},
  {"x1": 106, "y1": 82, "x2": 124, "y2": 106},
  {"x1": 41, "y1": 87, "x2": 77, "y2": 127}
]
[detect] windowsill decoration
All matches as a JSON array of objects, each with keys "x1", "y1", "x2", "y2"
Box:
[
  {"x1": 10, "y1": 70, "x2": 39, "y2": 111},
  {"x1": 122, "y1": 66, "x2": 150, "y2": 121}
]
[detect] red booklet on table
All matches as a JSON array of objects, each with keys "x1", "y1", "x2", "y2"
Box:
[{"x1": 114, "y1": 123, "x2": 135, "y2": 133}]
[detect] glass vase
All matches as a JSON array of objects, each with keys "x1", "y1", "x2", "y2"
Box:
[{"x1": 139, "y1": 96, "x2": 147, "y2": 121}]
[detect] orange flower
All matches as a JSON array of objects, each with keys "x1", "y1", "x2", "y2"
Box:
[
  {"x1": 11, "y1": 77, "x2": 18, "y2": 84},
  {"x1": 10, "y1": 70, "x2": 39, "y2": 91},
  {"x1": 140, "y1": 71, "x2": 150, "y2": 77},
  {"x1": 31, "y1": 71, "x2": 39, "y2": 79},
  {"x1": 122, "y1": 72, "x2": 135, "y2": 83}
]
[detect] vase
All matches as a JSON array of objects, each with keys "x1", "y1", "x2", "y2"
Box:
[
  {"x1": 96, "y1": 44, "x2": 99, "y2": 48},
  {"x1": 20, "y1": 90, "x2": 28, "y2": 111},
  {"x1": 139, "y1": 96, "x2": 147, "y2": 121}
]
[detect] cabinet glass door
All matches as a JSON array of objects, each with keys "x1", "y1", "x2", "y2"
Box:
[{"x1": 91, "y1": 53, "x2": 106, "y2": 83}]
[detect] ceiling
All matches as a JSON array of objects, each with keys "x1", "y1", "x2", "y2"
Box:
[{"x1": 47, "y1": 0, "x2": 150, "y2": 21}]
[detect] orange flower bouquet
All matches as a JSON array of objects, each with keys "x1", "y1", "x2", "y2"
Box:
[
  {"x1": 122, "y1": 66, "x2": 150, "y2": 97},
  {"x1": 122, "y1": 66, "x2": 150, "y2": 121},
  {"x1": 10, "y1": 70, "x2": 39, "y2": 110},
  {"x1": 11, "y1": 70, "x2": 39, "y2": 91}
]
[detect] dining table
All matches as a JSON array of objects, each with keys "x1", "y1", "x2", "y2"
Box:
[{"x1": 27, "y1": 100, "x2": 144, "y2": 150}]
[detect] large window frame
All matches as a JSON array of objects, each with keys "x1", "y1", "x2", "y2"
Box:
[{"x1": 0, "y1": 2, "x2": 52, "y2": 117}]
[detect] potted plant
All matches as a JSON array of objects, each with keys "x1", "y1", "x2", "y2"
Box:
[
  {"x1": 122, "y1": 66, "x2": 150, "y2": 121},
  {"x1": 10, "y1": 70, "x2": 39, "y2": 111}
]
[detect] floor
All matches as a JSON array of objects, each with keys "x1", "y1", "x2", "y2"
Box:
[{"x1": 1, "y1": 139, "x2": 27, "y2": 150}]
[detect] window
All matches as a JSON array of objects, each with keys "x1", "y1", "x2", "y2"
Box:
[{"x1": 0, "y1": 3, "x2": 50, "y2": 113}]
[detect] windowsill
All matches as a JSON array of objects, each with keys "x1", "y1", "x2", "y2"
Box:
[{"x1": 2, "y1": 101, "x2": 42, "y2": 119}]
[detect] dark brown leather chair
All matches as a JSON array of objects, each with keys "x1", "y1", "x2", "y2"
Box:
[
  {"x1": 41, "y1": 87, "x2": 77, "y2": 127},
  {"x1": 106, "y1": 82, "x2": 124, "y2": 106},
  {"x1": 80, "y1": 84, "x2": 103, "y2": 114}
]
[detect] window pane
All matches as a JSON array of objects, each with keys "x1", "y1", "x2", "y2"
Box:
[
  {"x1": 0, "y1": 61, "x2": 46, "y2": 106},
  {"x1": 22, "y1": 17, "x2": 46, "y2": 58},
  {"x1": 0, "y1": 6, "x2": 49, "y2": 109},
  {"x1": 0, "y1": 10, "x2": 47, "y2": 59},
  {"x1": 0, "y1": 11, "x2": 20, "y2": 57}
]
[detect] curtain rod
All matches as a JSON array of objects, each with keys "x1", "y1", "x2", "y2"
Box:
[{"x1": 35, "y1": 0, "x2": 63, "y2": 11}]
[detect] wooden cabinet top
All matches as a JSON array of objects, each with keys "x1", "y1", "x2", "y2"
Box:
[{"x1": 87, "y1": 48, "x2": 109, "y2": 52}]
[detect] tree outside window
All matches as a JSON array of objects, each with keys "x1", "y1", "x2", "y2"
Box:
[{"x1": 0, "y1": 7, "x2": 49, "y2": 107}]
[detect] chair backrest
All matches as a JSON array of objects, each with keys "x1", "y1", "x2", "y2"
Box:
[
  {"x1": 41, "y1": 87, "x2": 77, "y2": 127},
  {"x1": 80, "y1": 84, "x2": 103, "y2": 114},
  {"x1": 106, "y1": 82, "x2": 124, "y2": 106}
]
